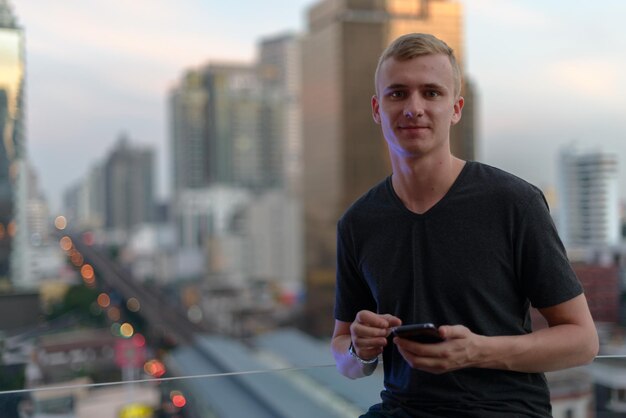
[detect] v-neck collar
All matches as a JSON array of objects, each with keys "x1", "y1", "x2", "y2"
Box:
[{"x1": 386, "y1": 161, "x2": 472, "y2": 218}]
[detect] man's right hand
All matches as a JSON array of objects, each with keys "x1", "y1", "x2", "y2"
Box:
[{"x1": 350, "y1": 310, "x2": 402, "y2": 360}]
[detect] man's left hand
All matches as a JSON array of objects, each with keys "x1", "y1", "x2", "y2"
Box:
[{"x1": 393, "y1": 325, "x2": 487, "y2": 374}]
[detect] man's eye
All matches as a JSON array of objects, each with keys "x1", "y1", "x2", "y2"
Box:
[
  {"x1": 425, "y1": 90, "x2": 440, "y2": 98},
  {"x1": 389, "y1": 91, "x2": 406, "y2": 99}
]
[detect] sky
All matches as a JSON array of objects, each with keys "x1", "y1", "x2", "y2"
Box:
[{"x1": 10, "y1": 0, "x2": 626, "y2": 213}]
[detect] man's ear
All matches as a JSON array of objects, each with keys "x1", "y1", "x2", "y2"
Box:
[
  {"x1": 451, "y1": 96, "x2": 464, "y2": 126},
  {"x1": 372, "y1": 95, "x2": 381, "y2": 124}
]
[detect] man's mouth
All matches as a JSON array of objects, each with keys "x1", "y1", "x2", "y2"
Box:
[{"x1": 399, "y1": 125, "x2": 429, "y2": 130}]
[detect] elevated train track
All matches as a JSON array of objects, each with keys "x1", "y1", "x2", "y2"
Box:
[{"x1": 65, "y1": 232, "x2": 207, "y2": 345}]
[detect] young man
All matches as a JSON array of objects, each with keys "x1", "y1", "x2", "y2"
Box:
[{"x1": 331, "y1": 33, "x2": 599, "y2": 417}]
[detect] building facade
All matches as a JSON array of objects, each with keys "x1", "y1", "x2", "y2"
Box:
[
  {"x1": 557, "y1": 147, "x2": 620, "y2": 249},
  {"x1": 301, "y1": 0, "x2": 474, "y2": 335},
  {"x1": 170, "y1": 63, "x2": 265, "y2": 192},
  {"x1": 171, "y1": 42, "x2": 303, "y2": 195},
  {"x1": 104, "y1": 134, "x2": 155, "y2": 235},
  {"x1": 169, "y1": 70, "x2": 211, "y2": 196},
  {"x1": 0, "y1": 0, "x2": 24, "y2": 287},
  {"x1": 258, "y1": 33, "x2": 303, "y2": 194}
]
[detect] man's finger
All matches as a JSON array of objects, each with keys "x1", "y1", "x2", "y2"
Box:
[
  {"x1": 353, "y1": 322, "x2": 389, "y2": 338},
  {"x1": 380, "y1": 314, "x2": 402, "y2": 327},
  {"x1": 439, "y1": 325, "x2": 468, "y2": 339},
  {"x1": 355, "y1": 310, "x2": 388, "y2": 327}
]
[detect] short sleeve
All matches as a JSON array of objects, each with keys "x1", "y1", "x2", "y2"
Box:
[
  {"x1": 515, "y1": 190, "x2": 583, "y2": 309},
  {"x1": 334, "y1": 218, "x2": 377, "y2": 322}
]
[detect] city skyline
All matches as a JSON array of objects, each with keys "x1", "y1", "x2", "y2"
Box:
[{"x1": 12, "y1": 0, "x2": 626, "y2": 212}]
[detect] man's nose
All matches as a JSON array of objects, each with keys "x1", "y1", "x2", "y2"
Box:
[{"x1": 403, "y1": 94, "x2": 424, "y2": 119}]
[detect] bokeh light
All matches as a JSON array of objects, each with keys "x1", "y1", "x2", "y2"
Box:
[
  {"x1": 144, "y1": 359, "x2": 166, "y2": 378},
  {"x1": 120, "y1": 322, "x2": 134, "y2": 337},
  {"x1": 59, "y1": 236, "x2": 72, "y2": 251},
  {"x1": 170, "y1": 391, "x2": 186, "y2": 408},
  {"x1": 80, "y1": 264, "x2": 94, "y2": 280},
  {"x1": 126, "y1": 297, "x2": 141, "y2": 312},
  {"x1": 132, "y1": 333, "x2": 146, "y2": 347},
  {"x1": 97, "y1": 293, "x2": 111, "y2": 308},
  {"x1": 70, "y1": 251, "x2": 84, "y2": 266},
  {"x1": 54, "y1": 215, "x2": 67, "y2": 230},
  {"x1": 82, "y1": 230, "x2": 95, "y2": 245},
  {"x1": 107, "y1": 307, "x2": 121, "y2": 321},
  {"x1": 110, "y1": 323, "x2": 121, "y2": 336}
]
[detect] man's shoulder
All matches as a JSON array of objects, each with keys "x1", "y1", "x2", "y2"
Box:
[
  {"x1": 339, "y1": 177, "x2": 392, "y2": 225},
  {"x1": 467, "y1": 161, "x2": 543, "y2": 200}
]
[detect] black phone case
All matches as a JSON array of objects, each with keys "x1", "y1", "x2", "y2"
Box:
[{"x1": 392, "y1": 323, "x2": 444, "y2": 343}]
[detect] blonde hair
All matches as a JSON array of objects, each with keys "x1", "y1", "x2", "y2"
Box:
[{"x1": 374, "y1": 33, "x2": 462, "y2": 97}]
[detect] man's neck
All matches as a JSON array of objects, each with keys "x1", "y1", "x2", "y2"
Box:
[{"x1": 391, "y1": 154, "x2": 466, "y2": 215}]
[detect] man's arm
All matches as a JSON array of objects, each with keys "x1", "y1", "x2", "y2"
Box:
[
  {"x1": 394, "y1": 294, "x2": 598, "y2": 374},
  {"x1": 331, "y1": 311, "x2": 402, "y2": 379}
]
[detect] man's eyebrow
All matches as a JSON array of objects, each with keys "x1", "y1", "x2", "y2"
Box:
[
  {"x1": 382, "y1": 83, "x2": 408, "y2": 92},
  {"x1": 422, "y1": 82, "x2": 447, "y2": 91},
  {"x1": 383, "y1": 82, "x2": 448, "y2": 92}
]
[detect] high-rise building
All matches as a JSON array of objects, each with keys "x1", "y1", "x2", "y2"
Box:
[
  {"x1": 62, "y1": 162, "x2": 105, "y2": 232},
  {"x1": 169, "y1": 70, "x2": 211, "y2": 196},
  {"x1": 83, "y1": 163, "x2": 106, "y2": 230},
  {"x1": 14, "y1": 163, "x2": 63, "y2": 288},
  {"x1": 23, "y1": 163, "x2": 47, "y2": 245},
  {"x1": 301, "y1": 0, "x2": 475, "y2": 335},
  {"x1": 557, "y1": 146, "x2": 620, "y2": 249},
  {"x1": 258, "y1": 32, "x2": 303, "y2": 194},
  {"x1": 104, "y1": 134, "x2": 155, "y2": 236},
  {"x1": 0, "y1": 0, "x2": 25, "y2": 288},
  {"x1": 203, "y1": 63, "x2": 264, "y2": 188},
  {"x1": 170, "y1": 63, "x2": 268, "y2": 191}
]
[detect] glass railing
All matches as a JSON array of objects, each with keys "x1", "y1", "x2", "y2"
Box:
[
  {"x1": 1, "y1": 232, "x2": 621, "y2": 418},
  {"x1": 1, "y1": 349, "x2": 624, "y2": 418}
]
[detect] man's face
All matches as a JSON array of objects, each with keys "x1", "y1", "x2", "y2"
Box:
[{"x1": 372, "y1": 54, "x2": 463, "y2": 159}]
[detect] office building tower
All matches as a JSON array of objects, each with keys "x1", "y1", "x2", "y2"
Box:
[
  {"x1": 82, "y1": 163, "x2": 106, "y2": 230},
  {"x1": 62, "y1": 183, "x2": 81, "y2": 229},
  {"x1": 557, "y1": 147, "x2": 620, "y2": 248},
  {"x1": 63, "y1": 163, "x2": 105, "y2": 231},
  {"x1": 169, "y1": 70, "x2": 211, "y2": 196},
  {"x1": 202, "y1": 63, "x2": 263, "y2": 188},
  {"x1": 170, "y1": 63, "x2": 268, "y2": 191},
  {"x1": 11, "y1": 154, "x2": 38, "y2": 291},
  {"x1": 170, "y1": 39, "x2": 303, "y2": 194},
  {"x1": 0, "y1": 0, "x2": 24, "y2": 287},
  {"x1": 23, "y1": 163, "x2": 47, "y2": 245},
  {"x1": 258, "y1": 33, "x2": 303, "y2": 194},
  {"x1": 14, "y1": 163, "x2": 64, "y2": 288},
  {"x1": 104, "y1": 134, "x2": 155, "y2": 236},
  {"x1": 301, "y1": 0, "x2": 474, "y2": 335}
]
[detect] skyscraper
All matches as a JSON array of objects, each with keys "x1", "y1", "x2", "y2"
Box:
[
  {"x1": 257, "y1": 32, "x2": 303, "y2": 194},
  {"x1": 169, "y1": 69, "x2": 211, "y2": 195},
  {"x1": 170, "y1": 63, "x2": 266, "y2": 191},
  {"x1": 62, "y1": 163, "x2": 105, "y2": 232},
  {"x1": 557, "y1": 146, "x2": 620, "y2": 249},
  {"x1": 301, "y1": 0, "x2": 475, "y2": 335},
  {"x1": 0, "y1": 0, "x2": 24, "y2": 287},
  {"x1": 170, "y1": 36, "x2": 305, "y2": 195},
  {"x1": 104, "y1": 134, "x2": 155, "y2": 235}
]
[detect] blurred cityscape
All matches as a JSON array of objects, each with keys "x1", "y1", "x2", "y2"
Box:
[{"x1": 1, "y1": 1, "x2": 626, "y2": 417}]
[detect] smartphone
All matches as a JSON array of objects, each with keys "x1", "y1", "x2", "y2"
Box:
[{"x1": 391, "y1": 323, "x2": 444, "y2": 343}]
